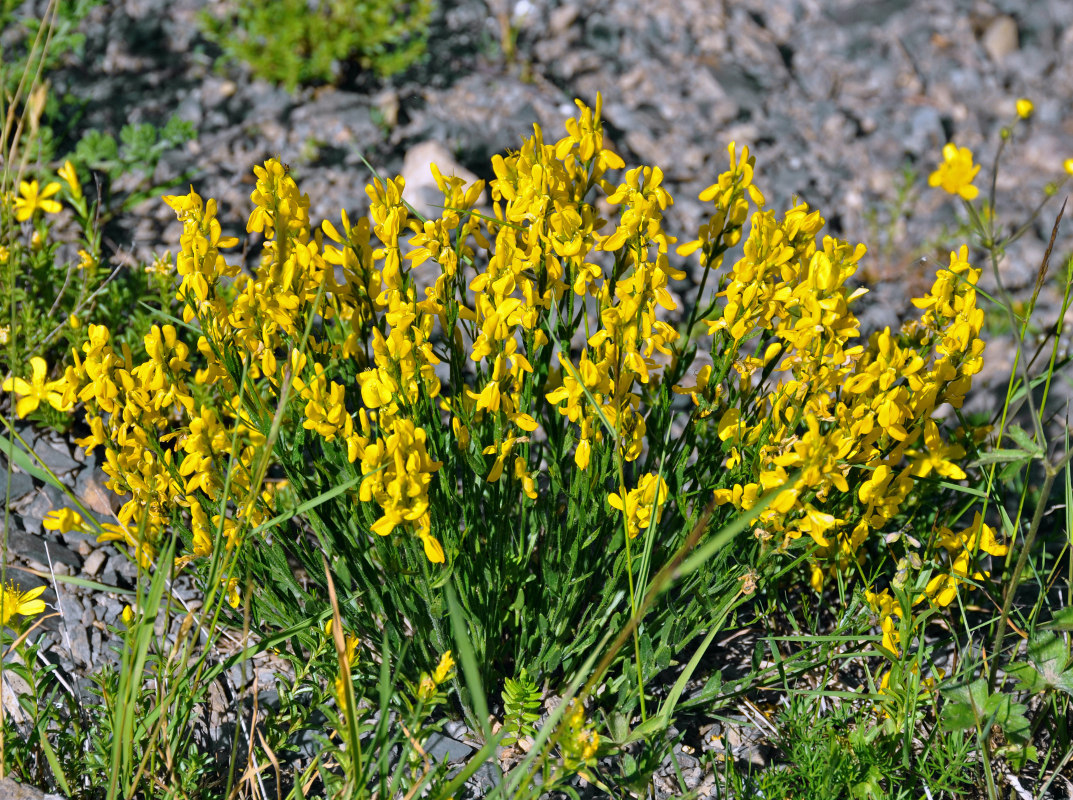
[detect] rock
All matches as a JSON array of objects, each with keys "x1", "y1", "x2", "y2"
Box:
[
  {"x1": 0, "y1": 780, "x2": 68, "y2": 797},
  {"x1": 374, "y1": 89, "x2": 400, "y2": 129},
  {"x1": 0, "y1": 470, "x2": 35, "y2": 504},
  {"x1": 426, "y1": 731, "x2": 474, "y2": 763},
  {"x1": 981, "y1": 15, "x2": 1019, "y2": 62},
  {"x1": 1, "y1": 670, "x2": 34, "y2": 726},
  {"x1": 6, "y1": 529, "x2": 80, "y2": 569},
  {"x1": 74, "y1": 467, "x2": 122, "y2": 516},
  {"x1": 83, "y1": 549, "x2": 107, "y2": 577},
  {"x1": 56, "y1": 593, "x2": 93, "y2": 667},
  {"x1": 0, "y1": 776, "x2": 68, "y2": 800},
  {"x1": 400, "y1": 141, "x2": 483, "y2": 222},
  {"x1": 549, "y1": 4, "x2": 580, "y2": 36}
]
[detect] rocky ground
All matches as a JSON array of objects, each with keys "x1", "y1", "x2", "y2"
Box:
[{"x1": 3, "y1": 0, "x2": 1073, "y2": 796}]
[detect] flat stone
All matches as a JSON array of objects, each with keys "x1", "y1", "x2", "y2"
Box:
[
  {"x1": 83, "y1": 550, "x2": 107, "y2": 577},
  {"x1": 6, "y1": 529, "x2": 81, "y2": 569},
  {"x1": 1, "y1": 673, "x2": 33, "y2": 726},
  {"x1": 30, "y1": 441, "x2": 80, "y2": 475},
  {"x1": 0, "y1": 777, "x2": 68, "y2": 800},
  {"x1": 426, "y1": 732, "x2": 474, "y2": 763},
  {"x1": 74, "y1": 467, "x2": 123, "y2": 516},
  {"x1": 0, "y1": 470, "x2": 35, "y2": 503}
]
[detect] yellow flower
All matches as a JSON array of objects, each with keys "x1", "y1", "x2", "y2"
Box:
[
  {"x1": 59, "y1": 160, "x2": 82, "y2": 200},
  {"x1": 908, "y1": 420, "x2": 967, "y2": 479},
  {"x1": 13, "y1": 179, "x2": 63, "y2": 221},
  {"x1": 44, "y1": 508, "x2": 90, "y2": 535},
  {"x1": 2, "y1": 356, "x2": 70, "y2": 417},
  {"x1": 607, "y1": 474, "x2": 669, "y2": 539},
  {"x1": 560, "y1": 700, "x2": 599, "y2": 770},
  {"x1": 121, "y1": 605, "x2": 135, "y2": 626},
  {"x1": 0, "y1": 581, "x2": 47, "y2": 625},
  {"x1": 76, "y1": 249, "x2": 97, "y2": 271},
  {"x1": 1065, "y1": 158, "x2": 1073, "y2": 176},
  {"x1": 1015, "y1": 98, "x2": 1034, "y2": 119},
  {"x1": 432, "y1": 650, "x2": 455, "y2": 684},
  {"x1": 225, "y1": 577, "x2": 241, "y2": 608},
  {"x1": 928, "y1": 143, "x2": 980, "y2": 200},
  {"x1": 865, "y1": 588, "x2": 903, "y2": 655},
  {"x1": 417, "y1": 650, "x2": 456, "y2": 702},
  {"x1": 334, "y1": 632, "x2": 361, "y2": 712}
]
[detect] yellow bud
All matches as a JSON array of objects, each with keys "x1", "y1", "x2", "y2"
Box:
[
  {"x1": 1015, "y1": 98, "x2": 1034, "y2": 119},
  {"x1": 69, "y1": 314, "x2": 80, "y2": 329},
  {"x1": 121, "y1": 605, "x2": 134, "y2": 626}
]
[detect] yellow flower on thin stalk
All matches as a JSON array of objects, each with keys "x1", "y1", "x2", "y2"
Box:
[
  {"x1": 928, "y1": 143, "x2": 980, "y2": 200},
  {"x1": 2, "y1": 356, "x2": 70, "y2": 417},
  {"x1": 0, "y1": 581, "x2": 47, "y2": 626},
  {"x1": 560, "y1": 700, "x2": 599, "y2": 771},
  {"x1": 59, "y1": 160, "x2": 82, "y2": 200},
  {"x1": 13, "y1": 179, "x2": 63, "y2": 221},
  {"x1": 1015, "y1": 98, "x2": 1034, "y2": 119},
  {"x1": 418, "y1": 650, "x2": 455, "y2": 702},
  {"x1": 334, "y1": 632, "x2": 361, "y2": 713}
]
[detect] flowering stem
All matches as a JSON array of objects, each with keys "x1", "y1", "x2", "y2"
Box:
[{"x1": 988, "y1": 448, "x2": 1073, "y2": 691}]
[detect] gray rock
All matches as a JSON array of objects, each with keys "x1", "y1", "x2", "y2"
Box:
[
  {"x1": 0, "y1": 470, "x2": 35, "y2": 504},
  {"x1": 0, "y1": 776, "x2": 68, "y2": 800},
  {"x1": 426, "y1": 731, "x2": 474, "y2": 763},
  {"x1": 56, "y1": 592, "x2": 93, "y2": 667},
  {"x1": 6, "y1": 529, "x2": 81, "y2": 569}
]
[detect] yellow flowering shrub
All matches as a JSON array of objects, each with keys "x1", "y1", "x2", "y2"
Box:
[{"x1": 15, "y1": 95, "x2": 998, "y2": 691}]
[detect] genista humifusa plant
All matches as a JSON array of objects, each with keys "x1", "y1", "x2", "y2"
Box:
[{"x1": 19, "y1": 95, "x2": 997, "y2": 734}]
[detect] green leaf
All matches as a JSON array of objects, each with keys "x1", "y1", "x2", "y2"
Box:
[
  {"x1": 446, "y1": 580, "x2": 493, "y2": 743},
  {"x1": 1047, "y1": 607, "x2": 1073, "y2": 631},
  {"x1": 968, "y1": 448, "x2": 1037, "y2": 467},
  {"x1": 1005, "y1": 424, "x2": 1045, "y2": 456},
  {"x1": 1009, "y1": 661, "x2": 1046, "y2": 693},
  {"x1": 940, "y1": 701, "x2": 978, "y2": 732},
  {"x1": 1022, "y1": 630, "x2": 1073, "y2": 695},
  {"x1": 942, "y1": 676, "x2": 989, "y2": 710}
]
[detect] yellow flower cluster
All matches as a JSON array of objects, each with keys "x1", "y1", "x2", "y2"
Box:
[
  {"x1": 7, "y1": 96, "x2": 990, "y2": 616},
  {"x1": 866, "y1": 512, "x2": 1007, "y2": 655},
  {"x1": 608, "y1": 473, "x2": 669, "y2": 539},
  {"x1": 697, "y1": 200, "x2": 987, "y2": 591},
  {"x1": 559, "y1": 699, "x2": 600, "y2": 770}
]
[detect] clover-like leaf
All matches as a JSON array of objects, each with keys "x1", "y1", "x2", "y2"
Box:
[{"x1": 1017, "y1": 630, "x2": 1073, "y2": 696}]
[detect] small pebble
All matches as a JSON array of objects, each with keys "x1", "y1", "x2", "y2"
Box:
[{"x1": 83, "y1": 549, "x2": 107, "y2": 577}]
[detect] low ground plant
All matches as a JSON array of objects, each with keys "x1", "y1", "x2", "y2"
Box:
[{"x1": 198, "y1": 0, "x2": 433, "y2": 92}]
